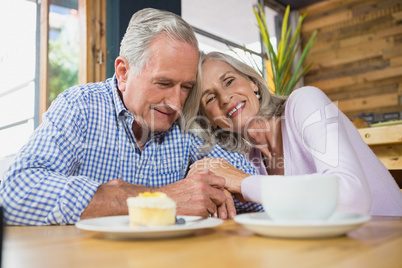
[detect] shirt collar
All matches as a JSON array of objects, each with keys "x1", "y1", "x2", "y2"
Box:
[
  {"x1": 109, "y1": 74, "x2": 129, "y2": 118},
  {"x1": 151, "y1": 123, "x2": 177, "y2": 140}
]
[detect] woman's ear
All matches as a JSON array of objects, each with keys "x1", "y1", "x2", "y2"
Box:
[
  {"x1": 250, "y1": 80, "x2": 258, "y2": 94},
  {"x1": 115, "y1": 56, "x2": 129, "y2": 91}
]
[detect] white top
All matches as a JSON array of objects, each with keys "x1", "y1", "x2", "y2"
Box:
[{"x1": 242, "y1": 87, "x2": 402, "y2": 216}]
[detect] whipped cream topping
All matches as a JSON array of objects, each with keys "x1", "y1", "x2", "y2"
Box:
[{"x1": 127, "y1": 192, "x2": 176, "y2": 209}]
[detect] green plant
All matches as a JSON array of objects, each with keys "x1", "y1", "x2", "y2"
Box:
[
  {"x1": 253, "y1": 4, "x2": 317, "y2": 96},
  {"x1": 48, "y1": 39, "x2": 79, "y2": 102}
]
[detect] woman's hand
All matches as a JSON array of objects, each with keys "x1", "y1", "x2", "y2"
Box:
[{"x1": 189, "y1": 158, "x2": 249, "y2": 195}]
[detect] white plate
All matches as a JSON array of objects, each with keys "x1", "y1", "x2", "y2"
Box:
[
  {"x1": 234, "y1": 212, "x2": 371, "y2": 239},
  {"x1": 75, "y1": 215, "x2": 223, "y2": 239}
]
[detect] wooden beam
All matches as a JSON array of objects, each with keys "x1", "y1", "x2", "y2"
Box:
[
  {"x1": 370, "y1": 144, "x2": 402, "y2": 170},
  {"x1": 303, "y1": 9, "x2": 353, "y2": 32},
  {"x1": 39, "y1": 0, "x2": 49, "y2": 123},
  {"x1": 358, "y1": 125, "x2": 402, "y2": 145},
  {"x1": 309, "y1": 25, "x2": 402, "y2": 55},
  {"x1": 358, "y1": 124, "x2": 402, "y2": 170},
  {"x1": 392, "y1": 11, "x2": 402, "y2": 22},
  {"x1": 327, "y1": 83, "x2": 398, "y2": 101},
  {"x1": 300, "y1": 0, "x2": 364, "y2": 17},
  {"x1": 78, "y1": 0, "x2": 107, "y2": 84},
  {"x1": 308, "y1": 38, "x2": 389, "y2": 68},
  {"x1": 78, "y1": 0, "x2": 89, "y2": 84},
  {"x1": 95, "y1": 0, "x2": 107, "y2": 82},
  {"x1": 312, "y1": 66, "x2": 402, "y2": 91},
  {"x1": 338, "y1": 93, "x2": 399, "y2": 113}
]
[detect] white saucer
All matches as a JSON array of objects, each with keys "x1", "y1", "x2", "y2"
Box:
[
  {"x1": 75, "y1": 215, "x2": 223, "y2": 240},
  {"x1": 234, "y1": 212, "x2": 371, "y2": 239}
]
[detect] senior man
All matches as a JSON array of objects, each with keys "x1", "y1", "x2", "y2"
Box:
[{"x1": 0, "y1": 8, "x2": 262, "y2": 225}]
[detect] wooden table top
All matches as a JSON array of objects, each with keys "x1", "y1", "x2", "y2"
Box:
[{"x1": 2, "y1": 216, "x2": 402, "y2": 268}]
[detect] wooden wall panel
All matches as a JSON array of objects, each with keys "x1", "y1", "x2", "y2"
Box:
[{"x1": 300, "y1": 0, "x2": 402, "y2": 118}]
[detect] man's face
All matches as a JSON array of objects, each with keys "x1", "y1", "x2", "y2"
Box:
[{"x1": 116, "y1": 35, "x2": 199, "y2": 139}]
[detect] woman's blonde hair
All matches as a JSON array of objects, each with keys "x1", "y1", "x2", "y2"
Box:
[{"x1": 191, "y1": 51, "x2": 287, "y2": 153}]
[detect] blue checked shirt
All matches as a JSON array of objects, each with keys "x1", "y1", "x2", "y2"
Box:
[{"x1": 0, "y1": 76, "x2": 263, "y2": 225}]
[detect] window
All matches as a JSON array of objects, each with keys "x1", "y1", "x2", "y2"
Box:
[
  {"x1": 48, "y1": 1, "x2": 79, "y2": 103},
  {"x1": 182, "y1": 0, "x2": 278, "y2": 77},
  {"x1": 0, "y1": 0, "x2": 37, "y2": 158},
  {"x1": 0, "y1": 0, "x2": 104, "y2": 161}
]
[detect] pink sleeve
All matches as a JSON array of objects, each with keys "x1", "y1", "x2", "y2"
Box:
[
  {"x1": 287, "y1": 87, "x2": 372, "y2": 214},
  {"x1": 241, "y1": 175, "x2": 264, "y2": 204}
]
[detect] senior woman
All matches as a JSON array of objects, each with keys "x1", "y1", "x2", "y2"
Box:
[{"x1": 188, "y1": 51, "x2": 402, "y2": 216}]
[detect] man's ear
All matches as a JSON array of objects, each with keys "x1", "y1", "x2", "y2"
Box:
[{"x1": 115, "y1": 56, "x2": 129, "y2": 91}]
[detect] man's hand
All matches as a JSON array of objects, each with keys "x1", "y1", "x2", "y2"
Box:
[
  {"x1": 80, "y1": 179, "x2": 149, "y2": 220},
  {"x1": 189, "y1": 158, "x2": 249, "y2": 195},
  {"x1": 159, "y1": 169, "x2": 228, "y2": 218}
]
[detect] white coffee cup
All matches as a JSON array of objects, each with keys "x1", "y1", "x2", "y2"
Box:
[{"x1": 261, "y1": 174, "x2": 339, "y2": 222}]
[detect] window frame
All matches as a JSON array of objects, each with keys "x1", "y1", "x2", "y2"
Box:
[{"x1": 39, "y1": 0, "x2": 106, "y2": 122}]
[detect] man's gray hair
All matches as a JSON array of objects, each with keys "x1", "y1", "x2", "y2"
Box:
[{"x1": 119, "y1": 8, "x2": 198, "y2": 74}]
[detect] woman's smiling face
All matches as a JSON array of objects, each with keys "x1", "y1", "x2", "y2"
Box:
[{"x1": 200, "y1": 59, "x2": 260, "y2": 133}]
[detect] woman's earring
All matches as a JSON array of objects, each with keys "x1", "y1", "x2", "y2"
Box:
[{"x1": 254, "y1": 90, "x2": 261, "y2": 99}]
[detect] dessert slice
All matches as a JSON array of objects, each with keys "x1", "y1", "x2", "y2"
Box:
[{"x1": 127, "y1": 192, "x2": 176, "y2": 227}]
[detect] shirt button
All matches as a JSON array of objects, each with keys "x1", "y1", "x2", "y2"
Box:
[{"x1": 139, "y1": 174, "x2": 143, "y2": 179}]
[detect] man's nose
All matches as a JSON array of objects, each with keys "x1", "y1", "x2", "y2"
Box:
[{"x1": 166, "y1": 85, "x2": 182, "y2": 111}]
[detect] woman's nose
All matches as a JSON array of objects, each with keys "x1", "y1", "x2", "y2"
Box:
[{"x1": 220, "y1": 91, "x2": 233, "y2": 105}]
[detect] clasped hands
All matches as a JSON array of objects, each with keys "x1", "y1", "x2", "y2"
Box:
[{"x1": 186, "y1": 157, "x2": 249, "y2": 219}]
